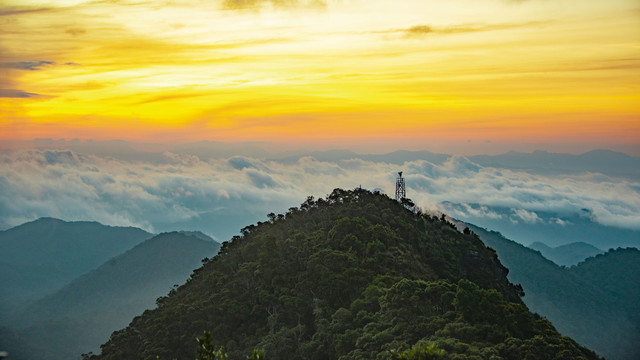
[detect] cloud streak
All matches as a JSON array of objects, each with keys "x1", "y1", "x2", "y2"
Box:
[
  {"x1": 401, "y1": 21, "x2": 551, "y2": 38},
  {"x1": 0, "y1": 7, "x2": 52, "y2": 17},
  {"x1": 0, "y1": 61, "x2": 55, "y2": 71},
  {"x1": 0, "y1": 89, "x2": 40, "y2": 98},
  {"x1": 221, "y1": 0, "x2": 326, "y2": 10}
]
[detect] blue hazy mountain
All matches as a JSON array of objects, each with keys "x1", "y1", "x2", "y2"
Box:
[
  {"x1": 469, "y1": 149, "x2": 640, "y2": 180},
  {"x1": 15, "y1": 141, "x2": 638, "y2": 180},
  {"x1": 273, "y1": 149, "x2": 451, "y2": 165},
  {"x1": 0, "y1": 218, "x2": 152, "y2": 312},
  {"x1": 273, "y1": 148, "x2": 638, "y2": 179},
  {"x1": 529, "y1": 241, "x2": 603, "y2": 266},
  {"x1": 466, "y1": 223, "x2": 640, "y2": 360},
  {"x1": 3, "y1": 232, "x2": 220, "y2": 360}
]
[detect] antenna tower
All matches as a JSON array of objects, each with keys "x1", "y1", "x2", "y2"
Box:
[{"x1": 395, "y1": 171, "x2": 406, "y2": 201}]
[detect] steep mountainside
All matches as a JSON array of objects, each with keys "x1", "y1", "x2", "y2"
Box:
[
  {"x1": 569, "y1": 248, "x2": 640, "y2": 330},
  {"x1": 3, "y1": 232, "x2": 220, "y2": 360},
  {"x1": 467, "y1": 224, "x2": 639, "y2": 360},
  {"x1": 92, "y1": 189, "x2": 599, "y2": 360},
  {"x1": 0, "y1": 217, "x2": 152, "y2": 311},
  {"x1": 528, "y1": 241, "x2": 603, "y2": 266}
]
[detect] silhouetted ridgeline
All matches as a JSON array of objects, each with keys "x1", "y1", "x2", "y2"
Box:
[{"x1": 92, "y1": 189, "x2": 600, "y2": 360}]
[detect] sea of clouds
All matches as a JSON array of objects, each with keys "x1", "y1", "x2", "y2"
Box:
[{"x1": 1, "y1": 149, "x2": 639, "y2": 243}]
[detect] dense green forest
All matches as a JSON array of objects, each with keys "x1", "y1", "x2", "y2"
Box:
[
  {"x1": 92, "y1": 188, "x2": 600, "y2": 360},
  {"x1": 467, "y1": 224, "x2": 640, "y2": 360}
]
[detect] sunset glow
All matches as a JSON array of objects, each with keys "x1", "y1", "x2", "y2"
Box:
[{"x1": 1, "y1": 0, "x2": 639, "y2": 152}]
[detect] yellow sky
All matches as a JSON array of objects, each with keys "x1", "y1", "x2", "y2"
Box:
[{"x1": 1, "y1": 0, "x2": 639, "y2": 151}]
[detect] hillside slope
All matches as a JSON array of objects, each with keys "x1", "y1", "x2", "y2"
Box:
[
  {"x1": 4, "y1": 232, "x2": 220, "y2": 360},
  {"x1": 0, "y1": 217, "x2": 152, "y2": 312},
  {"x1": 93, "y1": 189, "x2": 599, "y2": 360},
  {"x1": 467, "y1": 224, "x2": 639, "y2": 360}
]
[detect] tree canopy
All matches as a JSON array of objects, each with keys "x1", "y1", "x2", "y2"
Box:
[{"x1": 92, "y1": 188, "x2": 600, "y2": 360}]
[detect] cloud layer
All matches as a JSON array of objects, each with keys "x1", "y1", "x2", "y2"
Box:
[{"x1": 1, "y1": 149, "x2": 639, "y2": 242}]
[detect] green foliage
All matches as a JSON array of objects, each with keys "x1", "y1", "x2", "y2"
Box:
[
  {"x1": 196, "y1": 331, "x2": 228, "y2": 360},
  {"x1": 247, "y1": 349, "x2": 265, "y2": 360},
  {"x1": 93, "y1": 189, "x2": 601, "y2": 360},
  {"x1": 388, "y1": 342, "x2": 445, "y2": 360}
]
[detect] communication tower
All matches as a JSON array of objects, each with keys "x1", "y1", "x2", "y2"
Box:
[{"x1": 395, "y1": 171, "x2": 406, "y2": 201}]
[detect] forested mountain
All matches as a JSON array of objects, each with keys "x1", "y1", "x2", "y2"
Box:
[
  {"x1": 466, "y1": 224, "x2": 640, "y2": 360},
  {"x1": 92, "y1": 189, "x2": 599, "y2": 360},
  {"x1": 0, "y1": 218, "x2": 152, "y2": 315},
  {"x1": 528, "y1": 241, "x2": 603, "y2": 266},
  {"x1": 569, "y1": 248, "x2": 640, "y2": 332},
  {"x1": 2, "y1": 232, "x2": 220, "y2": 360}
]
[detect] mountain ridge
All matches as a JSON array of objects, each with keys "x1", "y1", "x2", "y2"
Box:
[
  {"x1": 3, "y1": 231, "x2": 220, "y2": 360},
  {"x1": 465, "y1": 223, "x2": 640, "y2": 360},
  {"x1": 0, "y1": 217, "x2": 153, "y2": 313},
  {"x1": 91, "y1": 189, "x2": 600, "y2": 360}
]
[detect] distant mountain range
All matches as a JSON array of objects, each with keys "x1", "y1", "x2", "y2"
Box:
[
  {"x1": 469, "y1": 149, "x2": 640, "y2": 180},
  {"x1": 466, "y1": 223, "x2": 640, "y2": 360},
  {"x1": 529, "y1": 241, "x2": 603, "y2": 266},
  {"x1": 0, "y1": 218, "x2": 152, "y2": 311},
  {"x1": 0, "y1": 219, "x2": 220, "y2": 360},
  {"x1": 8, "y1": 140, "x2": 639, "y2": 180},
  {"x1": 274, "y1": 148, "x2": 640, "y2": 180},
  {"x1": 443, "y1": 203, "x2": 640, "y2": 250}
]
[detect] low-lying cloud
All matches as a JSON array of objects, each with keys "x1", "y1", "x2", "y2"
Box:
[{"x1": 1, "y1": 149, "x2": 639, "y2": 242}]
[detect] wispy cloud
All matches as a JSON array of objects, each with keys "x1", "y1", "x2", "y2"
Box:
[
  {"x1": 0, "y1": 7, "x2": 52, "y2": 17},
  {"x1": 0, "y1": 89, "x2": 40, "y2": 98},
  {"x1": 0, "y1": 61, "x2": 55, "y2": 71},
  {"x1": 401, "y1": 21, "x2": 551, "y2": 38},
  {"x1": 511, "y1": 208, "x2": 541, "y2": 224},
  {"x1": 404, "y1": 25, "x2": 433, "y2": 36},
  {"x1": 221, "y1": 0, "x2": 326, "y2": 10},
  {"x1": 65, "y1": 28, "x2": 86, "y2": 37}
]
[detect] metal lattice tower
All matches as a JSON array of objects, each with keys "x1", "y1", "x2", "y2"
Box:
[{"x1": 395, "y1": 171, "x2": 406, "y2": 201}]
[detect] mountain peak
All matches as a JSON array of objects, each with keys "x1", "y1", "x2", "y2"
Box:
[{"x1": 92, "y1": 188, "x2": 600, "y2": 360}]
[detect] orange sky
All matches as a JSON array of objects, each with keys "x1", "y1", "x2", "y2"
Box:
[{"x1": 1, "y1": 0, "x2": 639, "y2": 153}]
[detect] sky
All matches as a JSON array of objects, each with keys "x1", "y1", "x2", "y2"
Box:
[
  {"x1": 1, "y1": 0, "x2": 639, "y2": 247},
  {"x1": 1, "y1": 0, "x2": 639, "y2": 154}
]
